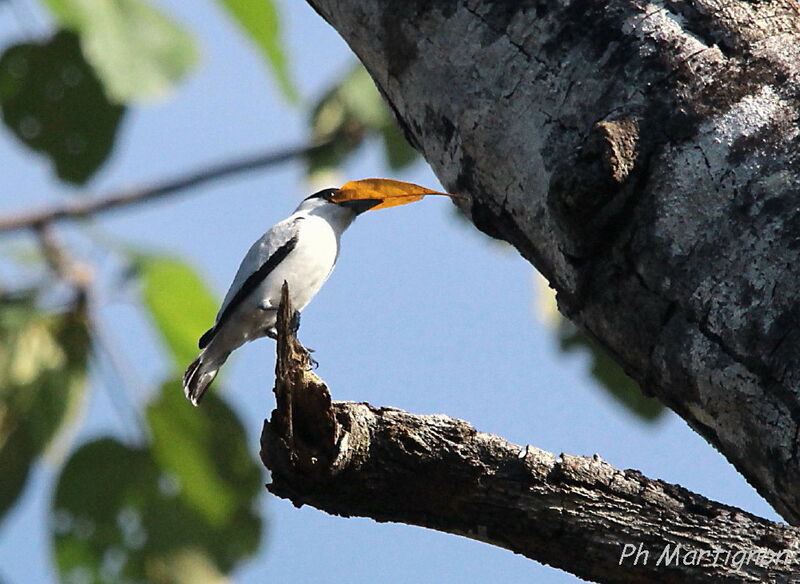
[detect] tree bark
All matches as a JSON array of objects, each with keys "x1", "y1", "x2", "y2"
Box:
[
  {"x1": 302, "y1": 0, "x2": 800, "y2": 525},
  {"x1": 260, "y1": 291, "x2": 800, "y2": 584}
]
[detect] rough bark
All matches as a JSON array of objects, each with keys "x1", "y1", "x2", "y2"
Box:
[
  {"x1": 303, "y1": 0, "x2": 800, "y2": 525},
  {"x1": 260, "y1": 288, "x2": 800, "y2": 584}
]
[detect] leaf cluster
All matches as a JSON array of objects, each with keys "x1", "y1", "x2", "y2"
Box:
[
  {"x1": 0, "y1": 2, "x2": 422, "y2": 579},
  {"x1": 0, "y1": 253, "x2": 263, "y2": 583}
]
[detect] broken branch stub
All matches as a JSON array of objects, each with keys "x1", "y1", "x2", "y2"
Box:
[{"x1": 263, "y1": 282, "x2": 339, "y2": 479}]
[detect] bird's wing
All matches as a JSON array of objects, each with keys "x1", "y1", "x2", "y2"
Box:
[{"x1": 199, "y1": 217, "x2": 302, "y2": 349}]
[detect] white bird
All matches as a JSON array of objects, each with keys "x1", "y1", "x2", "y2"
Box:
[{"x1": 183, "y1": 178, "x2": 458, "y2": 405}]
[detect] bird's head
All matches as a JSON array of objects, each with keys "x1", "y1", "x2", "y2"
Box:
[{"x1": 298, "y1": 178, "x2": 462, "y2": 218}]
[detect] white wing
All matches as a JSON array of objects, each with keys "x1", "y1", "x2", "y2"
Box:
[{"x1": 216, "y1": 215, "x2": 302, "y2": 322}]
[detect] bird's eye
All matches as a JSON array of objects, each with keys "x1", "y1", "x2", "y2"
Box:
[{"x1": 304, "y1": 188, "x2": 337, "y2": 202}]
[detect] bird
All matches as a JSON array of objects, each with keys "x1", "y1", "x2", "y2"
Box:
[{"x1": 183, "y1": 178, "x2": 459, "y2": 405}]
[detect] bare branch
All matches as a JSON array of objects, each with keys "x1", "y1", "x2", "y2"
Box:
[
  {"x1": 34, "y1": 222, "x2": 93, "y2": 291},
  {"x1": 260, "y1": 312, "x2": 800, "y2": 584},
  {"x1": 0, "y1": 142, "x2": 329, "y2": 234}
]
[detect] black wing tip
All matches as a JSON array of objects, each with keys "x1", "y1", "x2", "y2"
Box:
[
  {"x1": 186, "y1": 386, "x2": 203, "y2": 407},
  {"x1": 183, "y1": 356, "x2": 211, "y2": 406},
  {"x1": 198, "y1": 326, "x2": 215, "y2": 349}
]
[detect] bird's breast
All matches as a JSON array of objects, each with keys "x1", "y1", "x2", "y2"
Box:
[{"x1": 264, "y1": 217, "x2": 339, "y2": 311}]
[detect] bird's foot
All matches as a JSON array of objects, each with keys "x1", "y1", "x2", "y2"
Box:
[
  {"x1": 306, "y1": 354, "x2": 319, "y2": 370},
  {"x1": 289, "y1": 310, "x2": 301, "y2": 335}
]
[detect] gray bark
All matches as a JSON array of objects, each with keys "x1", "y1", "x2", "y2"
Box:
[
  {"x1": 303, "y1": 0, "x2": 800, "y2": 525},
  {"x1": 260, "y1": 287, "x2": 800, "y2": 584}
]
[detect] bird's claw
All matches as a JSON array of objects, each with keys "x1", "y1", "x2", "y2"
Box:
[
  {"x1": 289, "y1": 310, "x2": 301, "y2": 335},
  {"x1": 306, "y1": 354, "x2": 319, "y2": 370}
]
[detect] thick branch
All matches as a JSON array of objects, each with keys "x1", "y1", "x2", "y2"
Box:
[
  {"x1": 304, "y1": 0, "x2": 800, "y2": 524},
  {"x1": 0, "y1": 142, "x2": 328, "y2": 234},
  {"x1": 260, "y1": 306, "x2": 800, "y2": 584}
]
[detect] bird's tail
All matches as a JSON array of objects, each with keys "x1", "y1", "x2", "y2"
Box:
[{"x1": 183, "y1": 353, "x2": 222, "y2": 406}]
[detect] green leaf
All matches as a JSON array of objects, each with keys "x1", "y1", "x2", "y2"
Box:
[
  {"x1": 0, "y1": 31, "x2": 125, "y2": 184},
  {"x1": 52, "y1": 424, "x2": 262, "y2": 582},
  {"x1": 215, "y1": 0, "x2": 297, "y2": 102},
  {"x1": 52, "y1": 438, "x2": 166, "y2": 584},
  {"x1": 0, "y1": 293, "x2": 90, "y2": 522},
  {"x1": 559, "y1": 321, "x2": 665, "y2": 421},
  {"x1": 135, "y1": 255, "x2": 218, "y2": 371},
  {"x1": 146, "y1": 379, "x2": 262, "y2": 529},
  {"x1": 42, "y1": 0, "x2": 198, "y2": 102},
  {"x1": 381, "y1": 123, "x2": 417, "y2": 170},
  {"x1": 307, "y1": 63, "x2": 418, "y2": 179},
  {"x1": 334, "y1": 66, "x2": 385, "y2": 127},
  {"x1": 0, "y1": 426, "x2": 37, "y2": 526}
]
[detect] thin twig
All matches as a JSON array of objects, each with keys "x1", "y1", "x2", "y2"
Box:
[
  {"x1": 34, "y1": 223, "x2": 93, "y2": 290},
  {"x1": 88, "y1": 310, "x2": 148, "y2": 442},
  {"x1": 0, "y1": 141, "x2": 329, "y2": 234},
  {"x1": 33, "y1": 225, "x2": 145, "y2": 439}
]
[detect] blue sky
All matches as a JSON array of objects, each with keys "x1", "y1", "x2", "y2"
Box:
[{"x1": 0, "y1": 1, "x2": 781, "y2": 583}]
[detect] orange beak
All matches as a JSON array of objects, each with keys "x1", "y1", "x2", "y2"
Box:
[{"x1": 330, "y1": 178, "x2": 460, "y2": 211}]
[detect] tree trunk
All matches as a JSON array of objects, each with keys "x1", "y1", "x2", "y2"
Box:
[{"x1": 302, "y1": 0, "x2": 800, "y2": 525}]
